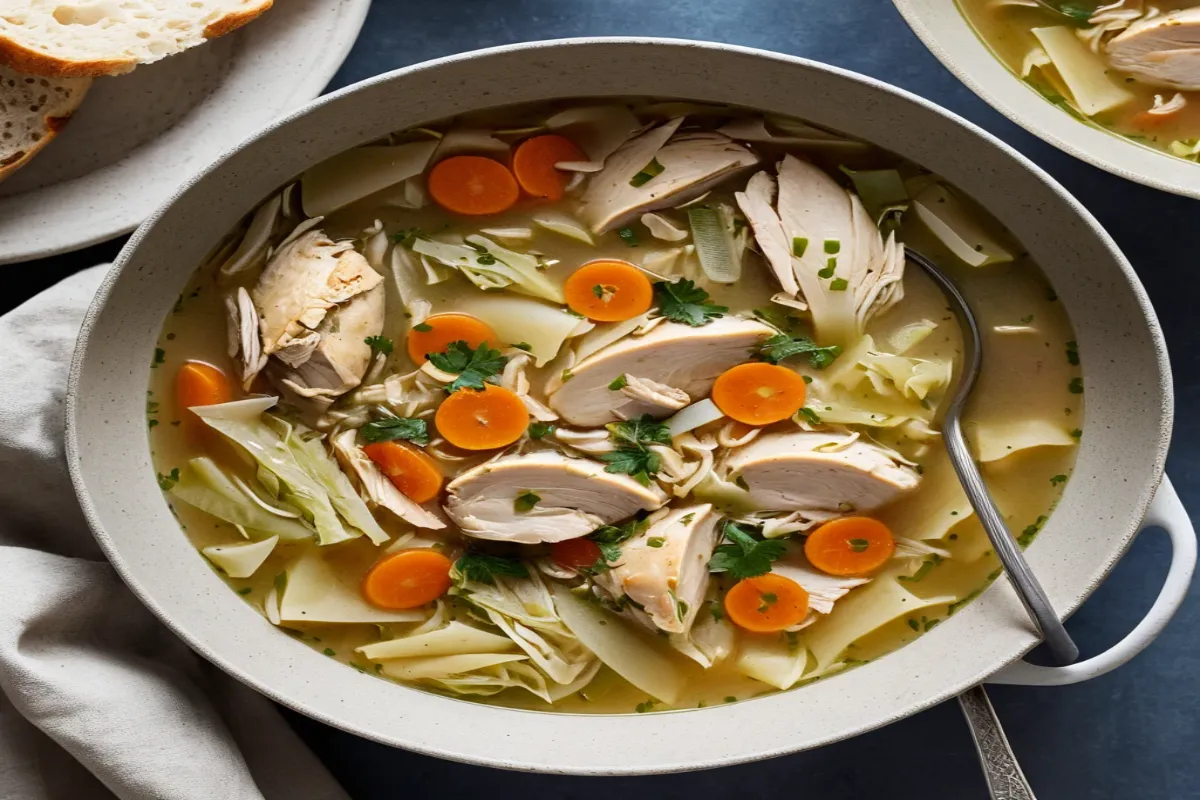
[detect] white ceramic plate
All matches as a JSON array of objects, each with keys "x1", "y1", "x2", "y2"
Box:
[
  {"x1": 0, "y1": 0, "x2": 371, "y2": 265},
  {"x1": 892, "y1": 0, "x2": 1200, "y2": 199}
]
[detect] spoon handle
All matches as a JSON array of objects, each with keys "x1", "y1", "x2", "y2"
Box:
[
  {"x1": 958, "y1": 685, "x2": 1037, "y2": 800},
  {"x1": 942, "y1": 417, "x2": 1080, "y2": 665}
]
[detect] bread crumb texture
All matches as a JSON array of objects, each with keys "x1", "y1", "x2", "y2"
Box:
[
  {"x1": 0, "y1": 0, "x2": 273, "y2": 77},
  {"x1": 0, "y1": 62, "x2": 89, "y2": 176}
]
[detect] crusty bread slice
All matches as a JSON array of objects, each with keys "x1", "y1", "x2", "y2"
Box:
[
  {"x1": 0, "y1": 1, "x2": 274, "y2": 78},
  {"x1": 0, "y1": 63, "x2": 90, "y2": 182}
]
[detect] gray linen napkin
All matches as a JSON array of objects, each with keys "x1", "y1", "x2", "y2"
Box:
[{"x1": 0, "y1": 265, "x2": 349, "y2": 800}]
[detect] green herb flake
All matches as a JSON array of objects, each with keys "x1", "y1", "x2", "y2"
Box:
[
  {"x1": 412, "y1": 323, "x2": 433, "y2": 333},
  {"x1": 829, "y1": 277, "x2": 849, "y2": 292},
  {"x1": 724, "y1": 696, "x2": 737, "y2": 704},
  {"x1": 630, "y1": 157, "x2": 665, "y2": 187},
  {"x1": 817, "y1": 263, "x2": 836, "y2": 280},
  {"x1": 1050, "y1": 474, "x2": 1068, "y2": 486},
  {"x1": 907, "y1": 618, "x2": 920, "y2": 632},
  {"x1": 528, "y1": 421, "x2": 556, "y2": 439},
  {"x1": 1020, "y1": 315, "x2": 1035, "y2": 325},
  {"x1": 236, "y1": 587, "x2": 252, "y2": 595},
  {"x1": 654, "y1": 279, "x2": 727, "y2": 327},
  {"x1": 759, "y1": 333, "x2": 841, "y2": 370},
  {"x1": 679, "y1": 513, "x2": 695, "y2": 525},
  {"x1": 1068, "y1": 377, "x2": 1084, "y2": 394},
  {"x1": 156, "y1": 468, "x2": 180, "y2": 491},
  {"x1": 792, "y1": 237, "x2": 809, "y2": 257},
  {"x1": 708, "y1": 521, "x2": 787, "y2": 579},
  {"x1": 823, "y1": 238, "x2": 840, "y2": 254},
  {"x1": 608, "y1": 374, "x2": 629, "y2": 391},
  {"x1": 798, "y1": 407, "x2": 822, "y2": 425},
  {"x1": 635, "y1": 699, "x2": 656, "y2": 713},
  {"x1": 848, "y1": 538, "x2": 869, "y2": 553},
  {"x1": 757, "y1": 591, "x2": 779, "y2": 613},
  {"x1": 360, "y1": 416, "x2": 430, "y2": 445},
  {"x1": 511, "y1": 342, "x2": 533, "y2": 352},
  {"x1": 152, "y1": 348, "x2": 165, "y2": 368},
  {"x1": 455, "y1": 553, "x2": 529, "y2": 585},
  {"x1": 428, "y1": 340, "x2": 508, "y2": 392},
  {"x1": 323, "y1": 648, "x2": 336, "y2": 657},
  {"x1": 618, "y1": 227, "x2": 638, "y2": 246},
  {"x1": 709, "y1": 600, "x2": 725, "y2": 622},
  {"x1": 364, "y1": 335, "x2": 394, "y2": 355},
  {"x1": 1066, "y1": 340, "x2": 1079, "y2": 366},
  {"x1": 561, "y1": 369, "x2": 575, "y2": 383},
  {"x1": 392, "y1": 227, "x2": 424, "y2": 247},
  {"x1": 647, "y1": 537, "x2": 666, "y2": 548},
  {"x1": 514, "y1": 490, "x2": 541, "y2": 513},
  {"x1": 1070, "y1": 428, "x2": 1083, "y2": 439},
  {"x1": 1017, "y1": 515, "x2": 1048, "y2": 548}
]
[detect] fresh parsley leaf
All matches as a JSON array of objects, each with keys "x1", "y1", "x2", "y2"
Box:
[
  {"x1": 514, "y1": 491, "x2": 541, "y2": 513},
  {"x1": 680, "y1": 513, "x2": 695, "y2": 525},
  {"x1": 817, "y1": 262, "x2": 836, "y2": 280},
  {"x1": 709, "y1": 600, "x2": 725, "y2": 622},
  {"x1": 1017, "y1": 515, "x2": 1048, "y2": 548},
  {"x1": 412, "y1": 322, "x2": 433, "y2": 333},
  {"x1": 607, "y1": 414, "x2": 672, "y2": 448},
  {"x1": 428, "y1": 340, "x2": 508, "y2": 392},
  {"x1": 454, "y1": 553, "x2": 529, "y2": 585},
  {"x1": 618, "y1": 227, "x2": 638, "y2": 246},
  {"x1": 797, "y1": 407, "x2": 822, "y2": 425},
  {"x1": 152, "y1": 348, "x2": 165, "y2": 368},
  {"x1": 364, "y1": 335, "x2": 394, "y2": 355},
  {"x1": 156, "y1": 468, "x2": 180, "y2": 491},
  {"x1": 1070, "y1": 428, "x2": 1083, "y2": 439},
  {"x1": 511, "y1": 342, "x2": 533, "y2": 352},
  {"x1": 829, "y1": 277, "x2": 849, "y2": 292},
  {"x1": 753, "y1": 305, "x2": 801, "y2": 333},
  {"x1": 635, "y1": 700, "x2": 656, "y2": 713},
  {"x1": 528, "y1": 421, "x2": 556, "y2": 439},
  {"x1": 848, "y1": 538, "x2": 869, "y2": 553},
  {"x1": 707, "y1": 521, "x2": 787, "y2": 579},
  {"x1": 608, "y1": 374, "x2": 628, "y2": 391},
  {"x1": 630, "y1": 157, "x2": 665, "y2": 187},
  {"x1": 1068, "y1": 377, "x2": 1084, "y2": 394},
  {"x1": 392, "y1": 227, "x2": 424, "y2": 247},
  {"x1": 599, "y1": 448, "x2": 661, "y2": 486},
  {"x1": 759, "y1": 333, "x2": 842, "y2": 370},
  {"x1": 1066, "y1": 340, "x2": 1079, "y2": 366},
  {"x1": 792, "y1": 237, "x2": 808, "y2": 257},
  {"x1": 824, "y1": 238, "x2": 840, "y2": 254},
  {"x1": 360, "y1": 417, "x2": 429, "y2": 445},
  {"x1": 1051, "y1": 474, "x2": 1068, "y2": 486},
  {"x1": 654, "y1": 279, "x2": 727, "y2": 327},
  {"x1": 757, "y1": 592, "x2": 778, "y2": 613},
  {"x1": 647, "y1": 537, "x2": 665, "y2": 548}
]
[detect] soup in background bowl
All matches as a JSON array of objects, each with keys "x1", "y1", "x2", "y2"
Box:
[{"x1": 68, "y1": 40, "x2": 1172, "y2": 773}]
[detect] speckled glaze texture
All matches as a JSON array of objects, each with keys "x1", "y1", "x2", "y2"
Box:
[
  {"x1": 0, "y1": 0, "x2": 371, "y2": 265},
  {"x1": 892, "y1": 0, "x2": 1200, "y2": 199},
  {"x1": 66, "y1": 39, "x2": 1172, "y2": 774}
]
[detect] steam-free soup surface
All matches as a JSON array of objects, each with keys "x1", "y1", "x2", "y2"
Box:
[
  {"x1": 149, "y1": 99, "x2": 1082, "y2": 713},
  {"x1": 960, "y1": 0, "x2": 1200, "y2": 160}
]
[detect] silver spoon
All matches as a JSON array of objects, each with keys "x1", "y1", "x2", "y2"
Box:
[{"x1": 904, "y1": 247, "x2": 1079, "y2": 666}]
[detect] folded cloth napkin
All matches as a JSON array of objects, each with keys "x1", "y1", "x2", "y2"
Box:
[{"x1": 0, "y1": 265, "x2": 349, "y2": 800}]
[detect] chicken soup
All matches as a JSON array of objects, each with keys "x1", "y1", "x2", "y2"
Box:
[{"x1": 148, "y1": 99, "x2": 1082, "y2": 713}]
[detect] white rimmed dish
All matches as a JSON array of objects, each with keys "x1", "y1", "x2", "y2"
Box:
[
  {"x1": 892, "y1": 0, "x2": 1200, "y2": 199},
  {"x1": 66, "y1": 38, "x2": 1195, "y2": 774},
  {"x1": 0, "y1": 0, "x2": 371, "y2": 266}
]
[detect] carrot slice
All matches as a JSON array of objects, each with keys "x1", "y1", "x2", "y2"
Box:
[
  {"x1": 712, "y1": 362, "x2": 807, "y2": 425},
  {"x1": 174, "y1": 361, "x2": 234, "y2": 443},
  {"x1": 434, "y1": 384, "x2": 529, "y2": 450},
  {"x1": 512, "y1": 134, "x2": 587, "y2": 201},
  {"x1": 724, "y1": 574, "x2": 810, "y2": 633},
  {"x1": 362, "y1": 441, "x2": 444, "y2": 503},
  {"x1": 428, "y1": 155, "x2": 519, "y2": 215},
  {"x1": 551, "y1": 538, "x2": 603, "y2": 571},
  {"x1": 406, "y1": 313, "x2": 497, "y2": 365},
  {"x1": 563, "y1": 260, "x2": 654, "y2": 322},
  {"x1": 804, "y1": 517, "x2": 896, "y2": 577},
  {"x1": 362, "y1": 549, "x2": 453, "y2": 610}
]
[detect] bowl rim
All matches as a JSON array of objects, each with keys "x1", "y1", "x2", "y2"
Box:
[
  {"x1": 66, "y1": 36, "x2": 1172, "y2": 774},
  {"x1": 891, "y1": 0, "x2": 1200, "y2": 199}
]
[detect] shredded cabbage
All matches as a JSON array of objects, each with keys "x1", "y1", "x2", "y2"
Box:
[{"x1": 169, "y1": 457, "x2": 313, "y2": 541}]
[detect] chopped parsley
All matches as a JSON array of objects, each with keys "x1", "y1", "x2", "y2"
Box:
[
  {"x1": 412, "y1": 322, "x2": 433, "y2": 333},
  {"x1": 587, "y1": 518, "x2": 645, "y2": 569},
  {"x1": 1066, "y1": 340, "x2": 1079, "y2": 366},
  {"x1": 798, "y1": 407, "x2": 823, "y2": 425},
  {"x1": 829, "y1": 278, "x2": 849, "y2": 292},
  {"x1": 709, "y1": 600, "x2": 725, "y2": 622},
  {"x1": 679, "y1": 513, "x2": 695, "y2": 525},
  {"x1": 1020, "y1": 315, "x2": 1035, "y2": 325},
  {"x1": 898, "y1": 555, "x2": 943, "y2": 583},
  {"x1": 428, "y1": 340, "x2": 508, "y2": 392},
  {"x1": 236, "y1": 587, "x2": 252, "y2": 595},
  {"x1": 708, "y1": 521, "x2": 787, "y2": 579},
  {"x1": 392, "y1": 227, "x2": 424, "y2": 247},
  {"x1": 647, "y1": 537, "x2": 666, "y2": 548},
  {"x1": 364, "y1": 335, "x2": 394, "y2": 355},
  {"x1": 630, "y1": 157, "x2": 665, "y2": 187},
  {"x1": 817, "y1": 260, "x2": 836, "y2": 279},
  {"x1": 848, "y1": 538, "x2": 869, "y2": 553},
  {"x1": 823, "y1": 239, "x2": 840, "y2": 254},
  {"x1": 454, "y1": 553, "x2": 529, "y2": 585},
  {"x1": 759, "y1": 333, "x2": 842, "y2": 370},
  {"x1": 156, "y1": 468, "x2": 180, "y2": 491},
  {"x1": 792, "y1": 237, "x2": 808, "y2": 257},
  {"x1": 152, "y1": 348, "x2": 165, "y2": 368},
  {"x1": 359, "y1": 416, "x2": 429, "y2": 445},
  {"x1": 1070, "y1": 428, "x2": 1083, "y2": 439},
  {"x1": 560, "y1": 369, "x2": 575, "y2": 383},
  {"x1": 527, "y1": 421, "x2": 556, "y2": 439},
  {"x1": 608, "y1": 374, "x2": 629, "y2": 391},
  {"x1": 1050, "y1": 474, "x2": 1068, "y2": 486},
  {"x1": 654, "y1": 278, "x2": 727, "y2": 326},
  {"x1": 757, "y1": 592, "x2": 778, "y2": 613},
  {"x1": 514, "y1": 491, "x2": 541, "y2": 513},
  {"x1": 618, "y1": 227, "x2": 638, "y2": 246},
  {"x1": 511, "y1": 342, "x2": 533, "y2": 352},
  {"x1": 323, "y1": 648, "x2": 337, "y2": 657},
  {"x1": 1068, "y1": 377, "x2": 1084, "y2": 394},
  {"x1": 634, "y1": 699, "x2": 656, "y2": 713},
  {"x1": 1017, "y1": 515, "x2": 1048, "y2": 548}
]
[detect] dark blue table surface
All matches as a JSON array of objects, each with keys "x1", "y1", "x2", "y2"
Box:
[{"x1": 14, "y1": 1, "x2": 1200, "y2": 797}]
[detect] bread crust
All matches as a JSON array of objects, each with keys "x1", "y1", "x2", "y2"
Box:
[
  {"x1": 0, "y1": 79, "x2": 91, "y2": 182},
  {"x1": 0, "y1": 1, "x2": 274, "y2": 78}
]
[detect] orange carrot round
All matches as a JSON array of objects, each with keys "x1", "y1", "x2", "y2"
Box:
[
  {"x1": 362, "y1": 549, "x2": 453, "y2": 610},
  {"x1": 175, "y1": 361, "x2": 233, "y2": 413},
  {"x1": 434, "y1": 384, "x2": 529, "y2": 450},
  {"x1": 406, "y1": 313, "x2": 497, "y2": 364},
  {"x1": 805, "y1": 516, "x2": 896, "y2": 577},
  {"x1": 551, "y1": 538, "x2": 603, "y2": 571},
  {"x1": 428, "y1": 155, "x2": 519, "y2": 215},
  {"x1": 724, "y1": 574, "x2": 810, "y2": 633},
  {"x1": 512, "y1": 134, "x2": 587, "y2": 201},
  {"x1": 712, "y1": 362, "x2": 807, "y2": 425},
  {"x1": 563, "y1": 260, "x2": 654, "y2": 322},
  {"x1": 362, "y1": 441, "x2": 444, "y2": 503}
]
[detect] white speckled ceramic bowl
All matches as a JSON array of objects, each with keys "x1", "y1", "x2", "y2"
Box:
[
  {"x1": 67, "y1": 39, "x2": 1195, "y2": 773},
  {"x1": 892, "y1": 0, "x2": 1200, "y2": 198}
]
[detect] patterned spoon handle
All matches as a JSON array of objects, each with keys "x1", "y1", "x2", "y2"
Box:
[{"x1": 958, "y1": 685, "x2": 1036, "y2": 800}]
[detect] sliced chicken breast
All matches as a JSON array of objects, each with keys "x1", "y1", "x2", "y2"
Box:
[
  {"x1": 578, "y1": 120, "x2": 760, "y2": 233},
  {"x1": 771, "y1": 543, "x2": 869, "y2": 616},
  {"x1": 331, "y1": 430, "x2": 445, "y2": 530},
  {"x1": 546, "y1": 317, "x2": 774, "y2": 427},
  {"x1": 723, "y1": 430, "x2": 919, "y2": 513},
  {"x1": 443, "y1": 451, "x2": 668, "y2": 544},
  {"x1": 1107, "y1": 7, "x2": 1200, "y2": 91},
  {"x1": 594, "y1": 504, "x2": 720, "y2": 635}
]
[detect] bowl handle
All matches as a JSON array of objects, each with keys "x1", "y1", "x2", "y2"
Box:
[{"x1": 988, "y1": 476, "x2": 1195, "y2": 687}]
